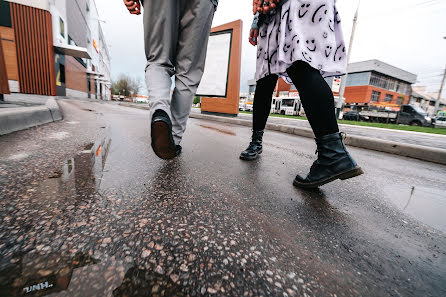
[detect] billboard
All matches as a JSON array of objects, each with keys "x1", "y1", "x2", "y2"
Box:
[{"x1": 196, "y1": 31, "x2": 232, "y2": 98}]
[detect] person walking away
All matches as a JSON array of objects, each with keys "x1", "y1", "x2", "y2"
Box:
[{"x1": 123, "y1": 0, "x2": 218, "y2": 159}]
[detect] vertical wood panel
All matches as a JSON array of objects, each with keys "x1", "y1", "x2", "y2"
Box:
[
  {"x1": 10, "y1": 3, "x2": 56, "y2": 95},
  {"x1": 0, "y1": 33, "x2": 11, "y2": 94},
  {"x1": 0, "y1": 27, "x2": 19, "y2": 80},
  {"x1": 41, "y1": 10, "x2": 49, "y2": 95},
  {"x1": 46, "y1": 12, "x2": 56, "y2": 95},
  {"x1": 13, "y1": 4, "x2": 24, "y2": 92},
  {"x1": 29, "y1": 7, "x2": 36, "y2": 92},
  {"x1": 36, "y1": 10, "x2": 45, "y2": 94}
]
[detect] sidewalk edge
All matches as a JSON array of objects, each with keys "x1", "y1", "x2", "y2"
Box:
[
  {"x1": 189, "y1": 113, "x2": 446, "y2": 165},
  {"x1": 0, "y1": 97, "x2": 63, "y2": 136}
]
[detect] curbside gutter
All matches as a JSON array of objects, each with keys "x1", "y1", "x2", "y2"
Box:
[
  {"x1": 0, "y1": 98, "x2": 63, "y2": 136},
  {"x1": 189, "y1": 113, "x2": 446, "y2": 166}
]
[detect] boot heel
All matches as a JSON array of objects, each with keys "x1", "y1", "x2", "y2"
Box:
[{"x1": 339, "y1": 167, "x2": 364, "y2": 180}]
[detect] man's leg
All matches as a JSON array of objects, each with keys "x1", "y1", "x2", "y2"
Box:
[
  {"x1": 143, "y1": 0, "x2": 179, "y2": 120},
  {"x1": 170, "y1": 0, "x2": 215, "y2": 145}
]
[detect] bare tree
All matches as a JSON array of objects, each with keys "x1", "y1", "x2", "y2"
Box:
[{"x1": 112, "y1": 74, "x2": 142, "y2": 96}]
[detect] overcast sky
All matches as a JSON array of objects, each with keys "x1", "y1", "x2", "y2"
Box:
[{"x1": 96, "y1": 0, "x2": 446, "y2": 95}]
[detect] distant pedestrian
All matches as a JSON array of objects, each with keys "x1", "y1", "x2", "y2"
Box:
[
  {"x1": 123, "y1": 0, "x2": 217, "y2": 159},
  {"x1": 241, "y1": 0, "x2": 363, "y2": 188}
]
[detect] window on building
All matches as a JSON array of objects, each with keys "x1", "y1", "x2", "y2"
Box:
[
  {"x1": 387, "y1": 79, "x2": 396, "y2": 91},
  {"x1": 371, "y1": 91, "x2": 380, "y2": 102},
  {"x1": 416, "y1": 98, "x2": 421, "y2": 103},
  {"x1": 290, "y1": 84, "x2": 297, "y2": 91},
  {"x1": 370, "y1": 73, "x2": 387, "y2": 89},
  {"x1": 429, "y1": 101, "x2": 435, "y2": 106},
  {"x1": 0, "y1": 1, "x2": 12, "y2": 28},
  {"x1": 60, "y1": 17, "x2": 65, "y2": 38},
  {"x1": 385, "y1": 94, "x2": 393, "y2": 102},
  {"x1": 397, "y1": 96, "x2": 404, "y2": 105},
  {"x1": 369, "y1": 72, "x2": 410, "y2": 95},
  {"x1": 346, "y1": 72, "x2": 371, "y2": 86}
]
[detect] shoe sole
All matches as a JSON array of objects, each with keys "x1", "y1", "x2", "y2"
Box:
[
  {"x1": 151, "y1": 121, "x2": 176, "y2": 160},
  {"x1": 293, "y1": 166, "x2": 364, "y2": 189},
  {"x1": 239, "y1": 149, "x2": 263, "y2": 161}
]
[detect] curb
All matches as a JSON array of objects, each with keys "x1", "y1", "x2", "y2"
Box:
[
  {"x1": 0, "y1": 97, "x2": 63, "y2": 136},
  {"x1": 189, "y1": 113, "x2": 446, "y2": 166}
]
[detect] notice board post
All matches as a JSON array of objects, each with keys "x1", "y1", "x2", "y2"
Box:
[{"x1": 197, "y1": 20, "x2": 242, "y2": 116}]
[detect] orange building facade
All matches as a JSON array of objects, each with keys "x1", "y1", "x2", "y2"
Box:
[
  {"x1": 249, "y1": 60, "x2": 417, "y2": 111},
  {"x1": 0, "y1": 0, "x2": 111, "y2": 100}
]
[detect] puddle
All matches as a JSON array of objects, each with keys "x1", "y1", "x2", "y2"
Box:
[
  {"x1": 382, "y1": 184, "x2": 446, "y2": 233},
  {"x1": 57, "y1": 138, "x2": 112, "y2": 191},
  {"x1": 0, "y1": 252, "x2": 135, "y2": 297},
  {"x1": 199, "y1": 124, "x2": 236, "y2": 136},
  {"x1": 24, "y1": 137, "x2": 113, "y2": 209},
  {"x1": 0, "y1": 251, "x2": 186, "y2": 297}
]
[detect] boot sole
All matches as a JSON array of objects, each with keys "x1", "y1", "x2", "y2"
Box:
[
  {"x1": 151, "y1": 121, "x2": 176, "y2": 160},
  {"x1": 293, "y1": 166, "x2": 364, "y2": 189},
  {"x1": 239, "y1": 149, "x2": 263, "y2": 161}
]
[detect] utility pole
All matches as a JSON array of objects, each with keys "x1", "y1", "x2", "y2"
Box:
[
  {"x1": 337, "y1": 0, "x2": 360, "y2": 118},
  {"x1": 434, "y1": 67, "x2": 446, "y2": 116},
  {"x1": 434, "y1": 38, "x2": 446, "y2": 116}
]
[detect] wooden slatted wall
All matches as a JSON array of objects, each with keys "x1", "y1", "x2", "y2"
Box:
[
  {"x1": 0, "y1": 33, "x2": 10, "y2": 94},
  {"x1": 10, "y1": 3, "x2": 56, "y2": 95}
]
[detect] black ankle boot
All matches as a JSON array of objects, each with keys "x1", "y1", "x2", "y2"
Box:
[
  {"x1": 240, "y1": 130, "x2": 264, "y2": 161},
  {"x1": 293, "y1": 132, "x2": 363, "y2": 188}
]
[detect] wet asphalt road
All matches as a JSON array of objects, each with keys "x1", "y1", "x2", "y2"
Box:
[{"x1": 0, "y1": 99, "x2": 445, "y2": 297}]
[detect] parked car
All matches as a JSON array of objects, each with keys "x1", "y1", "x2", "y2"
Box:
[
  {"x1": 434, "y1": 116, "x2": 446, "y2": 129},
  {"x1": 357, "y1": 105, "x2": 432, "y2": 126},
  {"x1": 135, "y1": 97, "x2": 148, "y2": 103},
  {"x1": 342, "y1": 110, "x2": 368, "y2": 121}
]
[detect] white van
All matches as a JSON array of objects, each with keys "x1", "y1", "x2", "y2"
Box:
[{"x1": 272, "y1": 97, "x2": 302, "y2": 116}]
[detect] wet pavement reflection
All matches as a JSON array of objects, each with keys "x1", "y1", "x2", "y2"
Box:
[
  {"x1": 382, "y1": 183, "x2": 446, "y2": 233},
  {"x1": 0, "y1": 137, "x2": 113, "y2": 297},
  {"x1": 0, "y1": 252, "x2": 99, "y2": 296},
  {"x1": 199, "y1": 124, "x2": 236, "y2": 136}
]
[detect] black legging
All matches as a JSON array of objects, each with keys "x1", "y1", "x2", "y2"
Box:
[{"x1": 252, "y1": 61, "x2": 339, "y2": 138}]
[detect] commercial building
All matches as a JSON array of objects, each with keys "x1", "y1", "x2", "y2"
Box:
[
  {"x1": 0, "y1": 0, "x2": 111, "y2": 100},
  {"x1": 409, "y1": 86, "x2": 446, "y2": 116},
  {"x1": 247, "y1": 59, "x2": 417, "y2": 112},
  {"x1": 337, "y1": 59, "x2": 417, "y2": 109}
]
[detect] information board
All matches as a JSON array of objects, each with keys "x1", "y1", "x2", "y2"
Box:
[{"x1": 196, "y1": 31, "x2": 232, "y2": 98}]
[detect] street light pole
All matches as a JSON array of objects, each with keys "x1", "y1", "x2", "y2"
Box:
[
  {"x1": 434, "y1": 37, "x2": 446, "y2": 116},
  {"x1": 337, "y1": 0, "x2": 360, "y2": 118}
]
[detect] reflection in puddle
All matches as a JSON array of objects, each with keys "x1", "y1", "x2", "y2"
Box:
[
  {"x1": 0, "y1": 138, "x2": 114, "y2": 296},
  {"x1": 383, "y1": 184, "x2": 446, "y2": 233},
  {"x1": 40, "y1": 138, "x2": 112, "y2": 203},
  {"x1": 199, "y1": 124, "x2": 236, "y2": 136},
  {"x1": 1, "y1": 251, "x2": 185, "y2": 297},
  {"x1": 0, "y1": 252, "x2": 98, "y2": 296}
]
